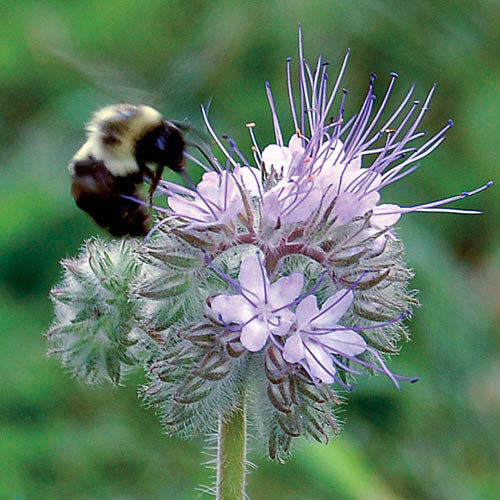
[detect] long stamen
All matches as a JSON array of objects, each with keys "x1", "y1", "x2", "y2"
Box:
[
  {"x1": 309, "y1": 273, "x2": 367, "y2": 324},
  {"x1": 303, "y1": 342, "x2": 340, "y2": 386},
  {"x1": 223, "y1": 135, "x2": 264, "y2": 202},
  {"x1": 320, "y1": 49, "x2": 350, "y2": 127},
  {"x1": 382, "y1": 120, "x2": 454, "y2": 183},
  {"x1": 343, "y1": 73, "x2": 376, "y2": 159},
  {"x1": 286, "y1": 57, "x2": 299, "y2": 132},
  {"x1": 184, "y1": 152, "x2": 213, "y2": 173},
  {"x1": 202, "y1": 251, "x2": 258, "y2": 307},
  {"x1": 355, "y1": 72, "x2": 399, "y2": 149},
  {"x1": 302, "y1": 310, "x2": 410, "y2": 336},
  {"x1": 298, "y1": 24, "x2": 314, "y2": 134},
  {"x1": 265, "y1": 81, "x2": 284, "y2": 146},
  {"x1": 372, "y1": 181, "x2": 493, "y2": 217},
  {"x1": 331, "y1": 356, "x2": 365, "y2": 375},
  {"x1": 201, "y1": 105, "x2": 239, "y2": 169},
  {"x1": 256, "y1": 252, "x2": 269, "y2": 304},
  {"x1": 360, "y1": 82, "x2": 416, "y2": 151}
]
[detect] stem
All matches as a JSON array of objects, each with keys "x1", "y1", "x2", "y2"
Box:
[{"x1": 216, "y1": 402, "x2": 247, "y2": 500}]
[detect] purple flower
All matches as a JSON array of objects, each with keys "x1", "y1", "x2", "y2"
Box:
[
  {"x1": 283, "y1": 291, "x2": 366, "y2": 383},
  {"x1": 166, "y1": 165, "x2": 261, "y2": 226},
  {"x1": 209, "y1": 255, "x2": 303, "y2": 351},
  {"x1": 262, "y1": 177, "x2": 323, "y2": 225}
]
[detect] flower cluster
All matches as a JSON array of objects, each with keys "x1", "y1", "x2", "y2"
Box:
[{"x1": 48, "y1": 29, "x2": 491, "y2": 460}]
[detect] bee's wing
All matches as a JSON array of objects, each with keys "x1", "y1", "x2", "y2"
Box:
[{"x1": 48, "y1": 46, "x2": 157, "y2": 105}]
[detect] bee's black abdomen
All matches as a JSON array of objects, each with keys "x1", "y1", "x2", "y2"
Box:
[{"x1": 71, "y1": 158, "x2": 151, "y2": 236}]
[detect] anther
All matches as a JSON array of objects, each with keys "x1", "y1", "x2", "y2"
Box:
[{"x1": 246, "y1": 122, "x2": 256, "y2": 128}]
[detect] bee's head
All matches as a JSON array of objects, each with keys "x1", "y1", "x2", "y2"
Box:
[{"x1": 135, "y1": 121, "x2": 185, "y2": 173}]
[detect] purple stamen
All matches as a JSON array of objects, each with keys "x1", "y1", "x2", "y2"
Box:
[
  {"x1": 382, "y1": 119, "x2": 454, "y2": 184},
  {"x1": 373, "y1": 181, "x2": 493, "y2": 216},
  {"x1": 302, "y1": 310, "x2": 409, "y2": 336},
  {"x1": 319, "y1": 62, "x2": 330, "y2": 118},
  {"x1": 343, "y1": 76, "x2": 376, "y2": 159},
  {"x1": 321, "y1": 49, "x2": 351, "y2": 128},
  {"x1": 181, "y1": 173, "x2": 221, "y2": 220},
  {"x1": 377, "y1": 85, "x2": 437, "y2": 173},
  {"x1": 356, "y1": 72, "x2": 399, "y2": 149},
  {"x1": 265, "y1": 81, "x2": 284, "y2": 146},
  {"x1": 255, "y1": 252, "x2": 269, "y2": 304},
  {"x1": 141, "y1": 216, "x2": 176, "y2": 244},
  {"x1": 246, "y1": 123, "x2": 263, "y2": 165},
  {"x1": 201, "y1": 105, "x2": 239, "y2": 170},
  {"x1": 286, "y1": 57, "x2": 299, "y2": 132},
  {"x1": 331, "y1": 355, "x2": 365, "y2": 375},
  {"x1": 202, "y1": 250, "x2": 258, "y2": 307},
  {"x1": 184, "y1": 152, "x2": 213, "y2": 173},
  {"x1": 303, "y1": 342, "x2": 339, "y2": 385},
  {"x1": 120, "y1": 194, "x2": 171, "y2": 214},
  {"x1": 223, "y1": 135, "x2": 264, "y2": 202},
  {"x1": 309, "y1": 272, "x2": 367, "y2": 324},
  {"x1": 298, "y1": 25, "x2": 313, "y2": 134},
  {"x1": 360, "y1": 83, "x2": 416, "y2": 152}
]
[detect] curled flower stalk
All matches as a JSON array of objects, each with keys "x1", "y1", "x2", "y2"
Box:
[{"x1": 47, "y1": 27, "x2": 492, "y2": 497}]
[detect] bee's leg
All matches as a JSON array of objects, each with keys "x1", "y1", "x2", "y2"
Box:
[
  {"x1": 150, "y1": 165, "x2": 165, "y2": 206},
  {"x1": 139, "y1": 164, "x2": 158, "y2": 206}
]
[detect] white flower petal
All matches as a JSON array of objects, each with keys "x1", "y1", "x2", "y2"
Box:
[
  {"x1": 268, "y1": 273, "x2": 304, "y2": 309},
  {"x1": 238, "y1": 255, "x2": 268, "y2": 301},
  {"x1": 311, "y1": 290, "x2": 353, "y2": 328},
  {"x1": 372, "y1": 204, "x2": 402, "y2": 227},
  {"x1": 240, "y1": 318, "x2": 269, "y2": 352},
  {"x1": 282, "y1": 184, "x2": 323, "y2": 224},
  {"x1": 304, "y1": 340, "x2": 336, "y2": 383},
  {"x1": 233, "y1": 165, "x2": 262, "y2": 195},
  {"x1": 319, "y1": 329, "x2": 367, "y2": 356},
  {"x1": 283, "y1": 333, "x2": 305, "y2": 363},
  {"x1": 168, "y1": 193, "x2": 213, "y2": 221},
  {"x1": 261, "y1": 144, "x2": 292, "y2": 176},
  {"x1": 210, "y1": 295, "x2": 255, "y2": 324},
  {"x1": 346, "y1": 154, "x2": 361, "y2": 171},
  {"x1": 295, "y1": 295, "x2": 320, "y2": 329},
  {"x1": 288, "y1": 134, "x2": 305, "y2": 154},
  {"x1": 262, "y1": 191, "x2": 281, "y2": 224},
  {"x1": 332, "y1": 190, "x2": 381, "y2": 225}
]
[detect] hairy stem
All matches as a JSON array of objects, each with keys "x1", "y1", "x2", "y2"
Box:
[{"x1": 216, "y1": 402, "x2": 247, "y2": 500}]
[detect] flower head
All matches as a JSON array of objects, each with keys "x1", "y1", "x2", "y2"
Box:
[{"x1": 49, "y1": 27, "x2": 492, "y2": 461}]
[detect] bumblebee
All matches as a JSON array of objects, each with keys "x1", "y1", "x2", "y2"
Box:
[{"x1": 69, "y1": 104, "x2": 184, "y2": 236}]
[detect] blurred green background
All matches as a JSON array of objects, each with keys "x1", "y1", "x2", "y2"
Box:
[{"x1": 0, "y1": 0, "x2": 498, "y2": 498}]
